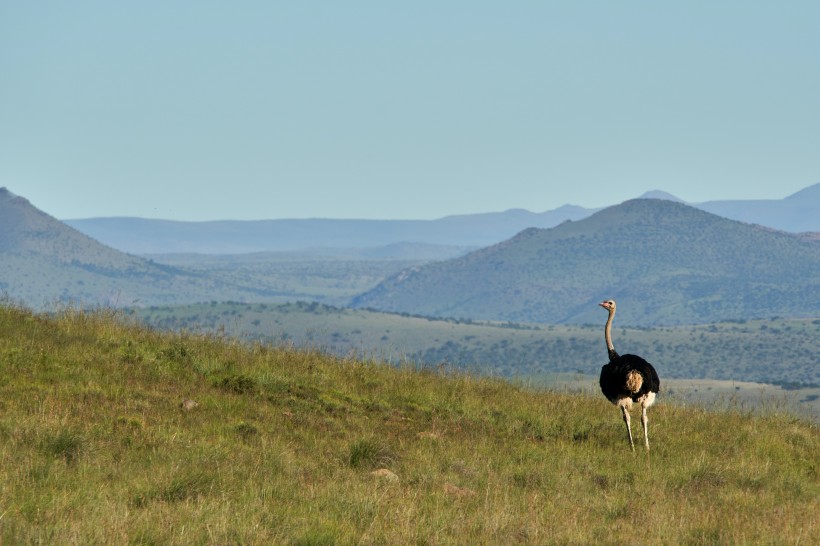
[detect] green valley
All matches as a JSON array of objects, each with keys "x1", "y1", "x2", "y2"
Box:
[{"x1": 132, "y1": 301, "x2": 820, "y2": 409}]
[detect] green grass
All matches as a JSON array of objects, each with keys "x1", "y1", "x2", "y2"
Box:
[
  {"x1": 0, "y1": 303, "x2": 817, "y2": 544},
  {"x1": 133, "y1": 301, "x2": 820, "y2": 389}
]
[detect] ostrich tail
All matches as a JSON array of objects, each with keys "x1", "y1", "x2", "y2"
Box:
[{"x1": 625, "y1": 370, "x2": 643, "y2": 394}]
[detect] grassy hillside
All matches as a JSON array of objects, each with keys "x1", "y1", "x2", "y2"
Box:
[
  {"x1": 132, "y1": 301, "x2": 820, "y2": 390},
  {"x1": 352, "y1": 199, "x2": 820, "y2": 325},
  {"x1": 1, "y1": 303, "x2": 816, "y2": 544}
]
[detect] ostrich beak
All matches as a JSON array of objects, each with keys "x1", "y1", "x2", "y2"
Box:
[{"x1": 598, "y1": 302, "x2": 607, "y2": 308}]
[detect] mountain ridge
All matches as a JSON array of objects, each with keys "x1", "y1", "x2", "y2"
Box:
[
  {"x1": 3, "y1": 187, "x2": 819, "y2": 323},
  {"x1": 59, "y1": 182, "x2": 820, "y2": 254},
  {"x1": 351, "y1": 199, "x2": 820, "y2": 326}
]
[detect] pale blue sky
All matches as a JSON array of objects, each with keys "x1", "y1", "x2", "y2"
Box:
[{"x1": 1, "y1": 1, "x2": 818, "y2": 221}]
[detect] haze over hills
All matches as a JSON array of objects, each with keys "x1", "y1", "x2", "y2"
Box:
[
  {"x1": 62, "y1": 183, "x2": 820, "y2": 255},
  {"x1": 351, "y1": 199, "x2": 820, "y2": 326},
  {"x1": 63, "y1": 206, "x2": 592, "y2": 255},
  {"x1": 0, "y1": 188, "x2": 325, "y2": 308},
  {"x1": 3, "y1": 187, "x2": 819, "y2": 325},
  {"x1": 696, "y1": 182, "x2": 820, "y2": 233}
]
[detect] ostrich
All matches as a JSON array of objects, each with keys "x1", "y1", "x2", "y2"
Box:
[{"x1": 598, "y1": 299, "x2": 660, "y2": 451}]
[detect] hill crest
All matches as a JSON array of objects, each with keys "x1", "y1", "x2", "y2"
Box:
[
  {"x1": 0, "y1": 186, "x2": 142, "y2": 266},
  {"x1": 352, "y1": 199, "x2": 820, "y2": 326},
  {"x1": 60, "y1": 182, "x2": 820, "y2": 254},
  {"x1": 0, "y1": 188, "x2": 294, "y2": 308}
]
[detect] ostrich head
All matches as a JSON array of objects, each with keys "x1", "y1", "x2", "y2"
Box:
[{"x1": 599, "y1": 299, "x2": 616, "y2": 312}]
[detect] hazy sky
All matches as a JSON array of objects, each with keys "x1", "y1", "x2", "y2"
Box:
[{"x1": 2, "y1": 2, "x2": 818, "y2": 221}]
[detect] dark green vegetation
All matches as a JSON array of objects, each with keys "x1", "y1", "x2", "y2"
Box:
[
  {"x1": 133, "y1": 301, "x2": 820, "y2": 390},
  {"x1": 353, "y1": 199, "x2": 820, "y2": 325},
  {"x1": 1, "y1": 303, "x2": 817, "y2": 543}
]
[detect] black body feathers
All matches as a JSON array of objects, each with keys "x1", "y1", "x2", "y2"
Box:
[{"x1": 599, "y1": 353, "x2": 660, "y2": 403}]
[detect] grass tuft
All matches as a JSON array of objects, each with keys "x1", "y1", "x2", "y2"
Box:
[
  {"x1": 217, "y1": 373, "x2": 257, "y2": 394},
  {"x1": 132, "y1": 471, "x2": 215, "y2": 508},
  {"x1": 41, "y1": 429, "x2": 83, "y2": 465},
  {"x1": 347, "y1": 437, "x2": 396, "y2": 470},
  {"x1": 234, "y1": 421, "x2": 259, "y2": 441}
]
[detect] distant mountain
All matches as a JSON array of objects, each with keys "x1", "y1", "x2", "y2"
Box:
[
  {"x1": 638, "y1": 190, "x2": 686, "y2": 202},
  {"x1": 695, "y1": 183, "x2": 820, "y2": 233},
  {"x1": 5, "y1": 186, "x2": 820, "y2": 323},
  {"x1": 351, "y1": 199, "x2": 820, "y2": 326},
  {"x1": 0, "y1": 188, "x2": 310, "y2": 309},
  {"x1": 63, "y1": 183, "x2": 820, "y2": 254},
  {"x1": 63, "y1": 206, "x2": 596, "y2": 254}
]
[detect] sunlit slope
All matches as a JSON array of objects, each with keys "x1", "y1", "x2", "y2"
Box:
[{"x1": 0, "y1": 303, "x2": 816, "y2": 543}]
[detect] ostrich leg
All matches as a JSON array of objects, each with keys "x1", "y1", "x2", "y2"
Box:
[
  {"x1": 641, "y1": 407, "x2": 650, "y2": 451},
  {"x1": 621, "y1": 406, "x2": 635, "y2": 451}
]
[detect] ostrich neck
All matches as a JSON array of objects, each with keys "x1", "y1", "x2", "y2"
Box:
[{"x1": 604, "y1": 309, "x2": 617, "y2": 358}]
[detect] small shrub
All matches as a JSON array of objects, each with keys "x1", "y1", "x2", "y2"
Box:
[
  {"x1": 234, "y1": 422, "x2": 259, "y2": 441},
  {"x1": 160, "y1": 471, "x2": 214, "y2": 502},
  {"x1": 158, "y1": 343, "x2": 191, "y2": 363},
  {"x1": 217, "y1": 374, "x2": 257, "y2": 395},
  {"x1": 119, "y1": 341, "x2": 141, "y2": 364},
  {"x1": 519, "y1": 418, "x2": 546, "y2": 441},
  {"x1": 132, "y1": 471, "x2": 215, "y2": 508},
  {"x1": 115, "y1": 416, "x2": 144, "y2": 431},
  {"x1": 572, "y1": 422, "x2": 592, "y2": 443},
  {"x1": 347, "y1": 437, "x2": 396, "y2": 470},
  {"x1": 512, "y1": 470, "x2": 546, "y2": 489},
  {"x1": 42, "y1": 430, "x2": 83, "y2": 465}
]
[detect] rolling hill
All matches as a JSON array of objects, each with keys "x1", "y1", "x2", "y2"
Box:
[
  {"x1": 0, "y1": 187, "x2": 169, "y2": 307},
  {"x1": 4, "y1": 187, "x2": 819, "y2": 323},
  {"x1": 0, "y1": 188, "x2": 317, "y2": 308},
  {"x1": 61, "y1": 182, "x2": 820, "y2": 255},
  {"x1": 351, "y1": 199, "x2": 820, "y2": 326},
  {"x1": 1, "y1": 303, "x2": 817, "y2": 543}
]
